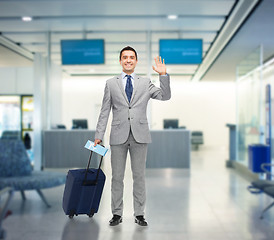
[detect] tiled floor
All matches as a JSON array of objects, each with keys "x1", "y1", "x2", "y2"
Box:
[{"x1": 2, "y1": 148, "x2": 274, "y2": 240}]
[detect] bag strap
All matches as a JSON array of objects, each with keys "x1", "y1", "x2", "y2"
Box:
[{"x1": 94, "y1": 155, "x2": 104, "y2": 183}]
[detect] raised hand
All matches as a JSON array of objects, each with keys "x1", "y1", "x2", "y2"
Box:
[{"x1": 152, "y1": 56, "x2": 167, "y2": 75}]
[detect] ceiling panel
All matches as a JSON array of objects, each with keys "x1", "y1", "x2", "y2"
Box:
[
  {"x1": 0, "y1": 17, "x2": 226, "y2": 32},
  {"x1": 4, "y1": 33, "x2": 46, "y2": 43},
  {"x1": 0, "y1": 45, "x2": 32, "y2": 67},
  {"x1": 0, "y1": 0, "x2": 235, "y2": 17},
  {"x1": 0, "y1": 0, "x2": 261, "y2": 80}
]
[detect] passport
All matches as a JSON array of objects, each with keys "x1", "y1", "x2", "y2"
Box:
[{"x1": 84, "y1": 140, "x2": 108, "y2": 156}]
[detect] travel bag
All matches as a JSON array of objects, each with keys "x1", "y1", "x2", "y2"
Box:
[{"x1": 62, "y1": 146, "x2": 106, "y2": 218}]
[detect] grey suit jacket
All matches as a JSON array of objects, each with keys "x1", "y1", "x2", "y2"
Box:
[{"x1": 95, "y1": 74, "x2": 171, "y2": 145}]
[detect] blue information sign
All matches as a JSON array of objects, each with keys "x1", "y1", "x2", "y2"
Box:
[
  {"x1": 159, "y1": 39, "x2": 203, "y2": 64},
  {"x1": 61, "y1": 39, "x2": 105, "y2": 65}
]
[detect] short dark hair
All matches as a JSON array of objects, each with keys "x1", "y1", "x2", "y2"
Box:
[{"x1": 119, "y1": 46, "x2": 138, "y2": 60}]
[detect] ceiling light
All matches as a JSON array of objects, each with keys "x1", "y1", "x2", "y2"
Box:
[
  {"x1": 22, "y1": 16, "x2": 32, "y2": 22},
  {"x1": 167, "y1": 15, "x2": 178, "y2": 20}
]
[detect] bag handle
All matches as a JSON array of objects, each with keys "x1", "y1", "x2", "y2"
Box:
[{"x1": 83, "y1": 144, "x2": 105, "y2": 186}]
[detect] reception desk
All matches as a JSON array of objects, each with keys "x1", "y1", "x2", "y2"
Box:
[
  {"x1": 43, "y1": 130, "x2": 99, "y2": 168},
  {"x1": 43, "y1": 129, "x2": 190, "y2": 169},
  {"x1": 147, "y1": 130, "x2": 190, "y2": 168}
]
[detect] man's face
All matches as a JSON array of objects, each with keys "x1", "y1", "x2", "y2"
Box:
[{"x1": 119, "y1": 50, "x2": 138, "y2": 74}]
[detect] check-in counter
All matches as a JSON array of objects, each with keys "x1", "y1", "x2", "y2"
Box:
[
  {"x1": 147, "y1": 130, "x2": 190, "y2": 168},
  {"x1": 43, "y1": 129, "x2": 190, "y2": 169},
  {"x1": 43, "y1": 130, "x2": 98, "y2": 168}
]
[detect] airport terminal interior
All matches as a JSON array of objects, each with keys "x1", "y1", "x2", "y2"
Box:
[{"x1": 1, "y1": 0, "x2": 274, "y2": 240}]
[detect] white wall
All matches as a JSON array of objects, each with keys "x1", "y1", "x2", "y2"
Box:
[
  {"x1": 151, "y1": 77, "x2": 236, "y2": 149},
  {"x1": 0, "y1": 66, "x2": 236, "y2": 150},
  {"x1": 62, "y1": 75, "x2": 236, "y2": 149},
  {"x1": 0, "y1": 64, "x2": 62, "y2": 128},
  {"x1": 0, "y1": 67, "x2": 236, "y2": 149},
  {"x1": 62, "y1": 76, "x2": 107, "y2": 130},
  {"x1": 0, "y1": 67, "x2": 34, "y2": 94}
]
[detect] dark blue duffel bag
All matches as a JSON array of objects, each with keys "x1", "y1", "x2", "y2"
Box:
[{"x1": 62, "y1": 150, "x2": 106, "y2": 218}]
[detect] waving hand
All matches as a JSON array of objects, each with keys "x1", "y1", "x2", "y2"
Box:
[{"x1": 152, "y1": 56, "x2": 167, "y2": 75}]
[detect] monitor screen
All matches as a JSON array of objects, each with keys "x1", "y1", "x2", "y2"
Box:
[
  {"x1": 61, "y1": 39, "x2": 104, "y2": 65},
  {"x1": 72, "y1": 119, "x2": 88, "y2": 129},
  {"x1": 159, "y1": 39, "x2": 203, "y2": 64},
  {"x1": 163, "y1": 119, "x2": 179, "y2": 129}
]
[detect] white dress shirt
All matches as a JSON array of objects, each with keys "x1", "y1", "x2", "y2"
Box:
[{"x1": 121, "y1": 72, "x2": 135, "y2": 90}]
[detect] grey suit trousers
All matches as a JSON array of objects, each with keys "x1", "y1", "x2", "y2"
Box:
[{"x1": 110, "y1": 131, "x2": 148, "y2": 217}]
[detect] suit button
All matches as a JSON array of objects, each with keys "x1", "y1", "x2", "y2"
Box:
[
  {"x1": 128, "y1": 118, "x2": 130, "y2": 120},
  {"x1": 129, "y1": 107, "x2": 131, "y2": 109}
]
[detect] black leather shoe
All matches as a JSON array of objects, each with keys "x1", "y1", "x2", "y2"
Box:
[
  {"x1": 109, "y1": 215, "x2": 122, "y2": 226},
  {"x1": 135, "y1": 215, "x2": 148, "y2": 226}
]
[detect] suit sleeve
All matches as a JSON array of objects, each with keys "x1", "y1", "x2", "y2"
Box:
[
  {"x1": 95, "y1": 82, "x2": 111, "y2": 141},
  {"x1": 149, "y1": 74, "x2": 171, "y2": 101}
]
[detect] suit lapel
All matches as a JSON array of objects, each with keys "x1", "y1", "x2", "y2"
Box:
[
  {"x1": 116, "y1": 74, "x2": 141, "y2": 104},
  {"x1": 116, "y1": 75, "x2": 129, "y2": 103}
]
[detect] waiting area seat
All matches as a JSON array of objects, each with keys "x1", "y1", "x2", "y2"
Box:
[
  {"x1": 248, "y1": 163, "x2": 274, "y2": 219},
  {"x1": 191, "y1": 131, "x2": 204, "y2": 150},
  {"x1": 1, "y1": 131, "x2": 21, "y2": 140},
  {"x1": 0, "y1": 139, "x2": 66, "y2": 207}
]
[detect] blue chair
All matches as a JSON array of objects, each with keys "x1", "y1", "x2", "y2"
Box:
[
  {"x1": 0, "y1": 139, "x2": 66, "y2": 207},
  {"x1": 248, "y1": 163, "x2": 274, "y2": 219}
]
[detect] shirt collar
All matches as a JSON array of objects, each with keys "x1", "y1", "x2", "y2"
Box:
[{"x1": 121, "y1": 72, "x2": 136, "y2": 80}]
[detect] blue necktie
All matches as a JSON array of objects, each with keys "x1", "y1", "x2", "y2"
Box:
[{"x1": 125, "y1": 75, "x2": 133, "y2": 102}]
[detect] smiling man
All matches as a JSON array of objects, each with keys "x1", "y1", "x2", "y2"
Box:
[{"x1": 94, "y1": 46, "x2": 171, "y2": 226}]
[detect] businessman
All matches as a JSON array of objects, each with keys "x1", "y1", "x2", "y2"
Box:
[{"x1": 94, "y1": 46, "x2": 171, "y2": 226}]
